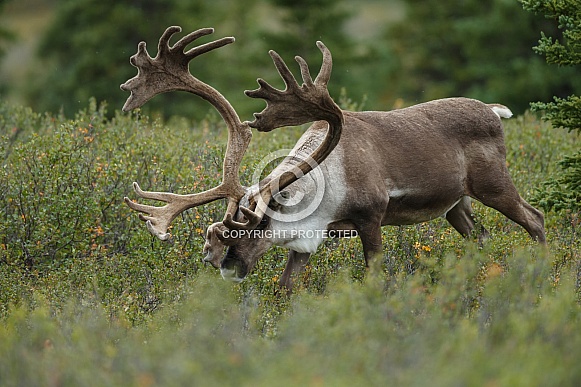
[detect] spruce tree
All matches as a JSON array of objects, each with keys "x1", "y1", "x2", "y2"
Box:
[{"x1": 521, "y1": 0, "x2": 581, "y2": 212}]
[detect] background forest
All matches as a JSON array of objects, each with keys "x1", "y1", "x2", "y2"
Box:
[{"x1": 0, "y1": 0, "x2": 579, "y2": 119}]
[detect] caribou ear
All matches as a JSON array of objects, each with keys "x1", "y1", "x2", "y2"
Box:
[{"x1": 203, "y1": 222, "x2": 226, "y2": 268}]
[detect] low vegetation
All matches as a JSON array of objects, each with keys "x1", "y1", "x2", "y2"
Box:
[{"x1": 0, "y1": 99, "x2": 580, "y2": 385}]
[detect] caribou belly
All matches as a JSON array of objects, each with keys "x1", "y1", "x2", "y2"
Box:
[{"x1": 383, "y1": 189, "x2": 463, "y2": 225}]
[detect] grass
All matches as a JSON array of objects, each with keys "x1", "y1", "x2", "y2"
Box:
[{"x1": 0, "y1": 98, "x2": 580, "y2": 386}]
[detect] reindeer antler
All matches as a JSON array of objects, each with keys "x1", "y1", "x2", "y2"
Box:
[
  {"x1": 244, "y1": 41, "x2": 344, "y2": 214},
  {"x1": 121, "y1": 27, "x2": 234, "y2": 112},
  {"x1": 122, "y1": 29, "x2": 344, "y2": 243},
  {"x1": 122, "y1": 27, "x2": 253, "y2": 240},
  {"x1": 245, "y1": 41, "x2": 341, "y2": 132}
]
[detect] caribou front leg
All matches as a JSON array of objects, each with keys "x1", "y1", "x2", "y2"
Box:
[
  {"x1": 358, "y1": 225, "x2": 384, "y2": 267},
  {"x1": 279, "y1": 251, "x2": 311, "y2": 293}
]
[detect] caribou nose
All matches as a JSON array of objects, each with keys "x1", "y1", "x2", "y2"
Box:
[{"x1": 203, "y1": 253, "x2": 221, "y2": 269}]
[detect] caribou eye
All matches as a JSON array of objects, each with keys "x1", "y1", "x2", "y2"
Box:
[{"x1": 259, "y1": 217, "x2": 269, "y2": 226}]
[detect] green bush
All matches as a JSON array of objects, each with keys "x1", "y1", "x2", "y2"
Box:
[
  {"x1": 0, "y1": 99, "x2": 227, "y2": 322},
  {"x1": 0, "y1": 99, "x2": 579, "y2": 385},
  {"x1": 1, "y1": 250, "x2": 580, "y2": 386}
]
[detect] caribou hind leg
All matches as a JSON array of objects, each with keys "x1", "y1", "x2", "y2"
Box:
[
  {"x1": 445, "y1": 196, "x2": 490, "y2": 242},
  {"x1": 479, "y1": 193, "x2": 546, "y2": 243},
  {"x1": 468, "y1": 162, "x2": 546, "y2": 243}
]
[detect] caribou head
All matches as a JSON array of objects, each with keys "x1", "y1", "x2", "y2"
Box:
[{"x1": 122, "y1": 27, "x2": 546, "y2": 291}]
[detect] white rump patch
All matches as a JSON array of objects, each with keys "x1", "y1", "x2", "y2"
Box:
[{"x1": 489, "y1": 105, "x2": 513, "y2": 119}]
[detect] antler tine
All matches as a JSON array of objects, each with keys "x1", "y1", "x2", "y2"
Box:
[
  {"x1": 246, "y1": 42, "x2": 331, "y2": 105},
  {"x1": 245, "y1": 78, "x2": 280, "y2": 101},
  {"x1": 130, "y1": 42, "x2": 151, "y2": 68},
  {"x1": 162, "y1": 27, "x2": 236, "y2": 62},
  {"x1": 124, "y1": 181, "x2": 235, "y2": 241},
  {"x1": 222, "y1": 206, "x2": 262, "y2": 230},
  {"x1": 269, "y1": 50, "x2": 301, "y2": 92},
  {"x1": 157, "y1": 25, "x2": 184, "y2": 56},
  {"x1": 131, "y1": 181, "x2": 174, "y2": 203},
  {"x1": 314, "y1": 41, "x2": 332, "y2": 86},
  {"x1": 244, "y1": 51, "x2": 300, "y2": 104},
  {"x1": 121, "y1": 26, "x2": 238, "y2": 113},
  {"x1": 172, "y1": 27, "x2": 213, "y2": 52},
  {"x1": 245, "y1": 40, "x2": 342, "y2": 130},
  {"x1": 184, "y1": 36, "x2": 235, "y2": 60},
  {"x1": 295, "y1": 55, "x2": 315, "y2": 87}
]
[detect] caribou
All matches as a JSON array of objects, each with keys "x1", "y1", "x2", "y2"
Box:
[{"x1": 121, "y1": 27, "x2": 546, "y2": 291}]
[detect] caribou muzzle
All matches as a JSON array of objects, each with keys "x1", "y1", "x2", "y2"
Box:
[{"x1": 220, "y1": 252, "x2": 248, "y2": 283}]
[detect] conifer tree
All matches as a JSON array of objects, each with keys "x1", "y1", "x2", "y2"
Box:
[{"x1": 521, "y1": 0, "x2": 581, "y2": 212}]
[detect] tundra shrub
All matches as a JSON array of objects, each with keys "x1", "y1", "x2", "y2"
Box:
[
  {"x1": 0, "y1": 95, "x2": 580, "y2": 384},
  {"x1": 0, "y1": 100, "x2": 225, "y2": 321}
]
